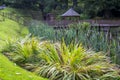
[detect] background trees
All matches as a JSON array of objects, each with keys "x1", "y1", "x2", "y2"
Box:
[
  {"x1": 81, "y1": 0, "x2": 120, "y2": 18},
  {"x1": 1, "y1": 0, "x2": 120, "y2": 19}
]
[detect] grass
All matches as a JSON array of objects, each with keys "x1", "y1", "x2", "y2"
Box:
[
  {"x1": 0, "y1": 18, "x2": 28, "y2": 48},
  {"x1": 0, "y1": 54, "x2": 47, "y2": 80},
  {"x1": 0, "y1": 7, "x2": 119, "y2": 80},
  {"x1": 2, "y1": 36, "x2": 120, "y2": 80},
  {"x1": 36, "y1": 41, "x2": 120, "y2": 80},
  {"x1": 0, "y1": 15, "x2": 47, "y2": 79},
  {"x1": 0, "y1": 7, "x2": 42, "y2": 20},
  {"x1": 29, "y1": 21, "x2": 120, "y2": 64}
]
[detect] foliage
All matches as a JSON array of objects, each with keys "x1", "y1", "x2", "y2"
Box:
[
  {"x1": 29, "y1": 20, "x2": 55, "y2": 41},
  {"x1": 0, "y1": 9, "x2": 46, "y2": 80},
  {"x1": 2, "y1": 35, "x2": 119, "y2": 80},
  {"x1": 29, "y1": 20, "x2": 76, "y2": 44},
  {"x1": 29, "y1": 21, "x2": 120, "y2": 64},
  {"x1": 14, "y1": 35, "x2": 39, "y2": 58},
  {"x1": 69, "y1": 22, "x2": 120, "y2": 64},
  {"x1": 0, "y1": 7, "x2": 43, "y2": 20},
  {"x1": 81, "y1": 0, "x2": 120, "y2": 18},
  {"x1": 3, "y1": 0, "x2": 120, "y2": 18},
  {"x1": 2, "y1": 33, "x2": 119, "y2": 79},
  {"x1": 36, "y1": 41, "x2": 120, "y2": 80},
  {"x1": 0, "y1": 18, "x2": 28, "y2": 49},
  {"x1": 2, "y1": 35, "x2": 42, "y2": 65},
  {"x1": 1, "y1": 38, "x2": 18, "y2": 53}
]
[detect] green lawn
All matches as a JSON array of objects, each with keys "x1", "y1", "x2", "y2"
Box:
[
  {"x1": 0, "y1": 54, "x2": 47, "y2": 80},
  {"x1": 0, "y1": 18, "x2": 28, "y2": 48},
  {"x1": 0, "y1": 17, "x2": 47, "y2": 80}
]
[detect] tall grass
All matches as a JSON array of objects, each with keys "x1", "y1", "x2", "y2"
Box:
[
  {"x1": 28, "y1": 21, "x2": 120, "y2": 64},
  {"x1": 2, "y1": 36, "x2": 120, "y2": 80},
  {"x1": 36, "y1": 41, "x2": 120, "y2": 80},
  {"x1": 29, "y1": 21, "x2": 55, "y2": 41},
  {"x1": 2, "y1": 35, "x2": 41, "y2": 65},
  {"x1": 0, "y1": 54, "x2": 47, "y2": 80}
]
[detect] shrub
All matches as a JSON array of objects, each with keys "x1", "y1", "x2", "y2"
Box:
[
  {"x1": 15, "y1": 37, "x2": 39, "y2": 58},
  {"x1": 28, "y1": 21, "x2": 120, "y2": 64},
  {"x1": 1, "y1": 38, "x2": 18, "y2": 53},
  {"x1": 2, "y1": 35, "x2": 41, "y2": 64},
  {"x1": 29, "y1": 20, "x2": 55, "y2": 41},
  {"x1": 14, "y1": 36, "x2": 42, "y2": 64},
  {"x1": 36, "y1": 41, "x2": 120, "y2": 80}
]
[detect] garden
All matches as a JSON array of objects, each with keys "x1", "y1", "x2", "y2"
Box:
[
  {"x1": 0, "y1": 0, "x2": 120, "y2": 80},
  {"x1": 1, "y1": 20, "x2": 120, "y2": 80}
]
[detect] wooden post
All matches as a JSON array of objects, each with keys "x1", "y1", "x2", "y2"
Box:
[{"x1": 2, "y1": 12, "x2": 5, "y2": 21}]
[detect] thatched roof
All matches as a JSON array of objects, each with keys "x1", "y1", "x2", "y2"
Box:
[{"x1": 61, "y1": 8, "x2": 80, "y2": 17}]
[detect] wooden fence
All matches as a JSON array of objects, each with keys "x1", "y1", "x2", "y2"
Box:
[
  {"x1": 1, "y1": 11, "x2": 120, "y2": 28},
  {"x1": 43, "y1": 20, "x2": 120, "y2": 27},
  {"x1": 0, "y1": 11, "x2": 119, "y2": 40},
  {"x1": 0, "y1": 12, "x2": 31, "y2": 26}
]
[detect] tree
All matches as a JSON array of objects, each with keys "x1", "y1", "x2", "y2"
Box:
[
  {"x1": 73, "y1": 0, "x2": 78, "y2": 7},
  {"x1": 0, "y1": 0, "x2": 4, "y2": 5},
  {"x1": 81, "y1": 0, "x2": 120, "y2": 18},
  {"x1": 37, "y1": 0, "x2": 58, "y2": 20}
]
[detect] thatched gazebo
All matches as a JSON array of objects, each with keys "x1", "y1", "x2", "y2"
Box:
[{"x1": 61, "y1": 8, "x2": 80, "y2": 21}]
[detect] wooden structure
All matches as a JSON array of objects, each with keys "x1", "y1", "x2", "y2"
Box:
[
  {"x1": 0, "y1": 4, "x2": 6, "y2": 10},
  {"x1": 44, "y1": 20, "x2": 120, "y2": 28},
  {"x1": 42, "y1": 19, "x2": 120, "y2": 43},
  {"x1": 46, "y1": 13, "x2": 55, "y2": 21},
  {"x1": 61, "y1": 8, "x2": 80, "y2": 20}
]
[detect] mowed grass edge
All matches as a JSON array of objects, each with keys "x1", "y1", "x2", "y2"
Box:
[
  {"x1": 0, "y1": 16, "x2": 47, "y2": 80},
  {"x1": 0, "y1": 54, "x2": 47, "y2": 80}
]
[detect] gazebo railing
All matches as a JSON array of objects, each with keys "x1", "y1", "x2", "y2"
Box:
[{"x1": 43, "y1": 20, "x2": 120, "y2": 27}]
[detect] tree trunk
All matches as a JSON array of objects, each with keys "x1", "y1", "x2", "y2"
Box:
[{"x1": 39, "y1": 4, "x2": 46, "y2": 20}]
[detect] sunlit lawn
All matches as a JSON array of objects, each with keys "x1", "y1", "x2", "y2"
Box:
[
  {"x1": 0, "y1": 18, "x2": 28, "y2": 48},
  {"x1": 0, "y1": 54, "x2": 47, "y2": 80},
  {"x1": 0, "y1": 18, "x2": 47, "y2": 80}
]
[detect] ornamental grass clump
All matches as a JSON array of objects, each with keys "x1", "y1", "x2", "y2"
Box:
[
  {"x1": 29, "y1": 20, "x2": 55, "y2": 40},
  {"x1": 15, "y1": 37, "x2": 39, "y2": 59},
  {"x1": 2, "y1": 35, "x2": 42, "y2": 65},
  {"x1": 12, "y1": 36, "x2": 41, "y2": 64},
  {"x1": 36, "y1": 41, "x2": 120, "y2": 80}
]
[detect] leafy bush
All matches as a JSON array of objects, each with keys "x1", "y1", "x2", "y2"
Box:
[
  {"x1": 2, "y1": 35, "x2": 41, "y2": 64},
  {"x1": 28, "y1": 20, "x2": 77, "y2": 44},
  {"x1": 2, "y1": 35, "x2": 119, "y2": 79},
  {"x1": 29, "y1": 20, "x2": 55, "y2": 41},
  {"x1": 1, "y1": 38, "x2": 18, "y2": 53},
  {"x1": 36, "y1": 41, "x2": 120, "y2": 80},
  {"x1": 15, "y1": 36, "x2": 39, "y2": 58},
  {"x1": 28, "y1": 21, "x2": 120, "y2": 64}
]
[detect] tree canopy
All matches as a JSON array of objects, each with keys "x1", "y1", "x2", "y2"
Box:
[
  {"x1": 1, "y1": 0, "x2": 120, "y2": 19},
  {"x1": 81, "y1": 0, "x2": 120, "y2": 18}
]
